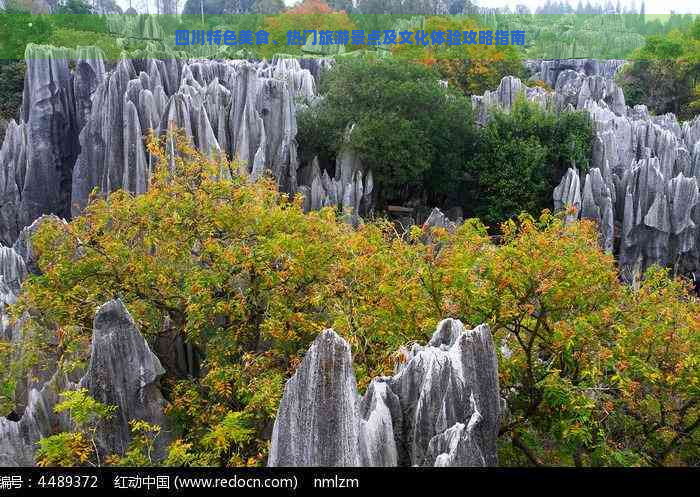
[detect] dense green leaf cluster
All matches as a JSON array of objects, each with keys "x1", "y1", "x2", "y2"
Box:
[
  {"x1": 298, "y1": 61, "x2": 593, "y2": 228},
  {"x1": 466, "y1": 97, "x2": 593, "y2": 228},
  {"x1": 297, "y1": 59, "x2": 477, "y2": 207},
  {"x1": 618, "y1": 18, "x2": 700, "y2": 119},
  {"x1": 2, "y1": 136, "x2": 696, "y2": 467},
  {"x1": 0, "y1": 60, "x2": 25, "y2": 140}
]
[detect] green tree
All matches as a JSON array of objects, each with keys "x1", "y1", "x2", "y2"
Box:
[
  {"x1": 442, "y1": 212, "x2": 699, "y2": 466},
  {"x1": 54, "y1": 0, "x2": 94, "y2": 14},
  {"x1": 619, "y1": 20, "x2": 700, "y2": 119},
  {"x1": 0, "y1": 5, "x2": 54, "y2": 58},
  {"x1": 8, "y1": 134, "x2": 698, "y2": 467},
  {"x1": 297, "y1": 59, "x2": 476, "y2": 207},
  {"x1": 12, "y1": 134, "x2": 443, "y2": 465},
  {"x1": 0, "y1": 60, "x2": 25, "y2": 140},
  {"x1": 466, "y1": 97, "x2": 593, "y2": 228}
]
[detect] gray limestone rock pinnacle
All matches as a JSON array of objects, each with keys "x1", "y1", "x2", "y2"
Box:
[
  {"x1": 79, "y1": 299, "x2": 170, "y2": 460},
  {"x1": 473, "y1": 60, "x2": 700, "y2": 277},
  {"x1": 268, "y1": 319, "x2": 501, "y2": 467},
  {"x1": 0, "y1": 45, "x2": 331, "y2": 241}
]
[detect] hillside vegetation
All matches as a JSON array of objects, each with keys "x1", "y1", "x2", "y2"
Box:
[
  {"x1": 298, "y1": 60, "x2": 593, "y2": 224},
  {"x1": 2, "y1": 135, "x2": 697, "y2": 467},
  {"x1": 619, "y1": 17, "x2": 700, "y2": 119}
]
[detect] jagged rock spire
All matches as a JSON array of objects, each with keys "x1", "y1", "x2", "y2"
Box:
[
  {"x1": 0, "y1": 46, "x2": 330, "y2": 242},
  {"x1": 472, "y1": 61, "x2": 700, "y2": 277},
  {"x1": 268, "y1": 319, "x2": 501, "y2": 467},
  {"x1": 0, "y1": 298, "x2": 169, "y2": 466}
]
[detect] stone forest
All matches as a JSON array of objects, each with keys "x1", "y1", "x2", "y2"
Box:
[{"x1": 0, "y1": 1, "x2": 698, "y2": 469}]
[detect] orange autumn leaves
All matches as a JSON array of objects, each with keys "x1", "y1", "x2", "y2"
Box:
[{"x1": 260, "y1": 0, "x2": 356, "y2": 56}]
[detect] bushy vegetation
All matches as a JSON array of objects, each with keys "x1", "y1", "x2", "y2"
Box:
[
  {"x1": 466, "y1": 97, "x2": 593, "y2": 228},
  {"x1": 298, "y1": 60, "x2": 593, "y2": 227},
  {"x1": 259, "y1": 0, "x2": 357, "y2": 57},
  {"x1": 393, "y1": 16, "x2": 525, "y2": 96},
  {"x1": 0, "y1": 4, "x2": 54, "y2": 59},
  {"x1": 36, "y1": 389, "x2": 117, "y2": 467},
  {"x1": 619, "y1": 18, "x2": 700, "y2": 119},
  {"x1": 3, "y1": 135, "x2": 697, "y2": 467},
  {"x1": 0, "y1": 60, "x2": 25, "y2": 140}
]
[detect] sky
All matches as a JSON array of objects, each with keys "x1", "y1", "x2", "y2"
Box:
[{"x1": 477, "y1": 0, "x2": 699, "y2": 14}]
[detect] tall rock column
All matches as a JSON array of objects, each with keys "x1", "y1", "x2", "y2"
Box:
[
  {"x1": 20, "y1": 45, "x2": 79, "y2": 227},
  {"x1": 0, "y1": 298, "x2": 170, "y2": 466},
  {"x1": 268, "y1": 330, "x2": 361, "y2": 466}
]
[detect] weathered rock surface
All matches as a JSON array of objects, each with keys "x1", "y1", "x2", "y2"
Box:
[
  {"x1": 0, "y1": 45, "x2": 333, "y2": 242},
  {"x1": 70, "y1": 55, "x2": 319, "y2": 216},
  {"x1": 0, "y1": 298, "x2": 169, "y2": 466},
  {"x1": 422, "y1": 207, "x2": 460, "y2": 233},
  {"x1": 0, "y1": 245, "x2": 27, "y2": 340},
  {"x1": 11, "y1": 214, "x2": 66, "y2": 276},
  {"x1": 475, "y1": 60, "x2": 700, "y2": 279},
  {"x1": 80, "y1": 299, "x2": 170, "y2": 459},
  {"x1": 531, "y1": 58, "x2": 626, "y2": 89},
  {"x1": 297, "y1": 139, "x2": 374, "y2": 220},
  {"x1": 268, "y1": 318, "x2": 501, "y2": 467},
  {"x1": 268, "y1": 329, "x2": 362, "y2": 466},
  {"x1": 0, "y1": 375, "x2": 69, "y2": 466}
]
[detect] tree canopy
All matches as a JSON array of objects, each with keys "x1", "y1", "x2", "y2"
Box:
[
  {"x1": 297, "y1": 59, "x2": 477, "y2": 208},
  {"x1": 466, "y1": 97, "x2": 593, "y2": 228},
  {"x1": 619, "y1": 18, "x2": 700, "y2": 119}
]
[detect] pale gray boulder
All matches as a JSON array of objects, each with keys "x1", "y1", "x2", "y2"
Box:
[
  {"x1": 0, "y1": 246, "x2": 27, "y2": 340},
  {"x1": 0, "y1": 375, "x2": 70, "y2": 466},
  {"x1": 534, "y1": 59, "x2": 626, "y2": 88},
  {"x1": 123, "y1": 100, "x2": 150, "y2": 196},
  {"x1": 422, "y1": 207, "x2": 460, "y2": 233},
  {"x1": 0, "y1": 120, "x2": 26, "y2": 245},
  {"x1": 80, "y1": 299, "x2": 170, "y2": 459},
  {"x1": 12, "y1": 214, "x2": 65, "y2": 276},
  {"x1": 269, "y1": 319, "x2": 500, "y2": 467},
  {"x1": 0, "y1": 246, "x2": 27, "y2": 305},
  {"x1": 357, "y1": 380, "x2": 401, "y2": 466},
  {"x1": 471, "y1": 76, "x2": 553, "y2": 126},
  {"x1": 298, "y1": 126, "x2": 374, "y2": 219},
  {"x1": 553, "y1": 167, "x2": 582, "y2": 222},
  {"x1": 580, "y1": 168, "x2": 614, "y2": 253},
  {"x1": 73, "y1": 46, "x2": 106, "y2": 133}
]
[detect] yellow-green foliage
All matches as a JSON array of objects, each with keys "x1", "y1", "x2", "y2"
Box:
[
  {"x1": 36, "y1": 389, "x2": 116, "y2": 467},
  {"x1": 7, "y1": 134, "x2": 699, "y2": 467}
]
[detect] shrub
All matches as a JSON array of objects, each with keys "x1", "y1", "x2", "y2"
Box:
[
  {"x1": 619, "y1": 20, "x2": 700, "y2": 120},
  {"x1": 466, "y1": 97, "x2": 593, "y2": 228}
]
